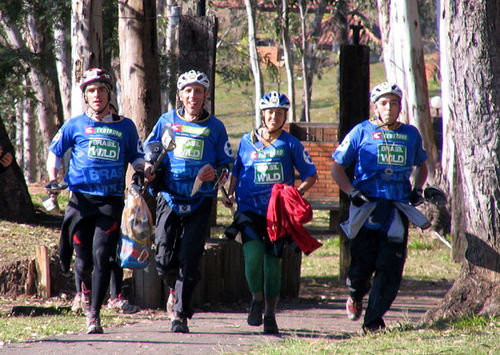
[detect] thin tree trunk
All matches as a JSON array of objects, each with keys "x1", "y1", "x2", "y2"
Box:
[
  {"x1": 23, "y1": 96, "x2": 37, "y2": 183},
  {"x1": 118, "y1": 0, "x2": 161, "y2": 139},
  {"x1": 244, "y1": 0, "x2": 263, "y2": 128},
  {"x1": 0, "y1": 15, "x2": 59, "y2": 149},
  {"x1": 71, "y1": 0, "x2": 103, "y2": 117},
  {"x1": 399, "y1": 0, "x2": 438, "y2": 180},
  {"x1": 164, "y1": 2, "x2": 181, "y2": 112},
  {"x1": 54, "y1": 23, "x2": 72, "y2": 120},
  {"x1": 15, "y1": 101, "x2": 24, "y2": 172},
  {"x1": 281, "y1": 0, "x2": 295, "y2": 122},
  {"x1": 297, "y1": 0, "x2": 310, "y2": 122},
  {"x1": 377, "y1": 0, "x2": 409, "y2": 122}
]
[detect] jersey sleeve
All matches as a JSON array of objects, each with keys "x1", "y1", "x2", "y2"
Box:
[
  {"x1": 231, "y1": 137, "x2": 245, "y2": 179},
  {"x1": 214, "y1": 120, "x2": 234, "y2": 167},
  {"x1": 412, "y1": 127, "x2": 427, "y2": 166},
  {"x1": 125, "y1": 120, "x2": 145, "y2": 164},
  {"x1": 289, "y1": 137, "x2": 317, "y2": 180},
  {"x1": 49, "y1": 120, "x2": 75, "y2": 158},
  {"x1": 332, "y1": 125, "x2": 361, "y2": 167}
]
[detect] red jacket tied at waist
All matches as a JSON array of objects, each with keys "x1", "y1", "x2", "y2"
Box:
[{"x1": 267, "y1": 183, "x2": 322, "y2": 255}]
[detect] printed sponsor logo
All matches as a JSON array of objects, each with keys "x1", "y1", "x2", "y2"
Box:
[
  {"x1": 85, "y1": 126, "x2": 123, "y2": 138},
  {"x1": 336, "y1": 135, "x2": 350, "y2": 152},
  {"x1": 255, "y1": 148, "x2": 285, "y2": 159},
  {"x1": 372, "y1": 132, "x2": 408, "y2": 141},
  {"x1": 251, "y1": 151, "x2": 258, "y2": 160},
  {"x1": 88, "y1": 138, "x2": 120, "y2": 161},
  {"x1": 52, "y1": 130, "x2": 62, "y2": 143},
  {"x1": 174, "y1": 136, "x2": 204, "y2": 160},
  {"x1": 303, "y1": 150, "x2": 314, "y2": 165},
  {"x1": 254, "y1": 162, "x2": 284, "y2": 184},
  {"x1": 181, "y1": 125, "x2": 210, "y2": 136},
  {"x1": 224, "y1": 140, "x2": 233, "y2": 157},
  {"x1": 377, "y1": 144, "x2": 407, "y2": 166}
]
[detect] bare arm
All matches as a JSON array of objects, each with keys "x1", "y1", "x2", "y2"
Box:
[
  {"x1": 414, "y1": 161, "x2": 428, "y2": 188},
  {"x1": 331, "y1": 160, "x2": 355, "y2": 195},
  {"x1": 297, "y1": 173, "x2": 318, "y2": 195}
]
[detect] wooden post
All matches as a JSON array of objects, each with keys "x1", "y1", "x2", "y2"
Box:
[
  {"x1": 35, "y1": 246, "x2": 51, "y2": 298},
  {"x1": 132, "y1": 253, "x2": 164, "y2": 309},
  {"x1": 338, "y1": 43, "x2": 370, "y2": 280}
]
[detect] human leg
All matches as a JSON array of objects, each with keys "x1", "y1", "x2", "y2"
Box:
[
  {"x1": 72, "y1": 223, "x2": 94, "y2": 315},
  {"x1": 263, "y1": 254, "x2": 281, "y2": 334},
  {"x1": 363, "y1": 225, "x2": 408, "y2": 331},
  {"x1": 242, "y1": 240, "x2": 265, "y2": 326},
  {"x1": 173, "y1": 198, "x2": 212, "y2": 322},
  {"x1": 87, "y1": 215, "x2": 120, "y2": 334},
  {"x1": 345, "y1": 227, "x2": 378, "y2": 321}
]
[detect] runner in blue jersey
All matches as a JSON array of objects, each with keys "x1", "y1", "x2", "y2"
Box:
[
  {"x1": 46, "y1": 68, "x2": 145, "y2": 334},
  {"x1": 144, "y1": 70, "x2": 233, "y2": 333},
  {"x1": 224, "y1": 91, "x2": 317, "y2": 334},
  {"x1": 331, "y1": 82, "x2": 428, "y2": 333}
]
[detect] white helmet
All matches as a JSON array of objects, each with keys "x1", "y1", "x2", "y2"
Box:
[
  {"x1": 177, "y1": 70, "x2": 210, "y2": 91},
  {"x1": 370, "y1": 82, "x2": 403, "y2": 103},
  {"x1": 259, "y1": 91, "x2": 290, "y2": 110}
]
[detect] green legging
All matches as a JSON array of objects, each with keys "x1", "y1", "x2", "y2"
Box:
[{"x1": 243, "y1": 240, "x2": 281, "y2": 297}]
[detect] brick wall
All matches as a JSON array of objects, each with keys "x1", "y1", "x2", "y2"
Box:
[{"x1": 284, "y1": 123, "x2": 340, "y2": 203}]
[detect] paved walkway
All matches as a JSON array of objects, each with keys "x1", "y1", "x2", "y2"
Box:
[{"x1": 1, "y1": 280, "x2": 450, "y2": 355}]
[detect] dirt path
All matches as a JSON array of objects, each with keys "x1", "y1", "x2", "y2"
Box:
[{"x1": 1, "y1": 279, "x2": 450, "y2": 355}]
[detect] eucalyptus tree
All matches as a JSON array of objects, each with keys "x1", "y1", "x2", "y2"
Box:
[{"x1": 424, "y1": 0, "x2": 500, "y2": 321}]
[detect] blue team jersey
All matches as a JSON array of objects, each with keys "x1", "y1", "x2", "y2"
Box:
[
  {"x1": 49, "y1": 113, "x2": 144, "y2": 196},
  {"x1": 145, "y1": 109, "x2": 234, "y2": 215},
  {"x1": 232, "y1": 130, "x2": 317, "y2": 216},
  {"x1": 332, "y1": 119, "x2": 427, "y2": 202}
]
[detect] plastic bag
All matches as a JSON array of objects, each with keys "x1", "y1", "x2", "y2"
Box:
[{"x1": 118, "y1": 188, "x2": 153, "y2": 269}]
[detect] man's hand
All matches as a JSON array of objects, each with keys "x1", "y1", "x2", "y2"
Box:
[
  {"x1": 0, "y1": 152, "x2": 13, "y2": 168},
  {"x1": 197, "y1": 164, "x2": 216, "y2": 182},
  {"x1": 409, "y1": 187, "x2": 425, "y2": 206},
  {"x1": 349, "y1": 189, "x2": 370, "y2": 207}
]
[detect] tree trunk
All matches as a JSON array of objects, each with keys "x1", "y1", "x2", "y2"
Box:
[
  {"x1": 399, "y1": 0, "x2": 439, "y2": 181},
  {"x1": 15, "y1": 102, "x2": 24, "y2": 172},
  {"x1": 23, "y1": 95, "x2": 37, "y2": 183},
  {"x1": 0, "y1": 13, "x2": 60, "y2": 150},
  {"x1": 424, "y1": 0, "x2": 500, "y2": 323},
  {"x1": 280, "y1": 0, "x2": 295, "y2": 122},
  {"x1": 118, "y1": 0, "x2": 161, "y2": 140},
  {"x1": 244, "y1": 0, "x2": 263, "y2": 128},
  {"x1": 298, "y1": 0, "x2": 327, "y2": 122},
  {"x1": 438, "y1": 0, "x2": 463, "y2": 261},
  {"x1": 0, "y1": 117, "x2": 35, "y2": 222},
  {"x1": 71, "y1": 0, "x2": 104, "y2": 117},
  {"x1": 377, "y1": 0, "x2": 409, "y2": 122},
  {"x1": 54, "y1": 23, "x2": 72, "y2": 120},
  {"x1": 297, "y1": 0, "x2": 310, "y2": 123}
]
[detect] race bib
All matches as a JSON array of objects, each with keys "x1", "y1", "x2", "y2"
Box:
[
  {"x1": 254, "y1": 162, "x2": 284, "y2": 184},
  {"x1": 174, "y1": 136, "x2": 204, "y2": 160},
  {"x1": 378, "y1": 144, "x2": 407, "y2": 166},
  {"x1": 88, "y1": 138, "x2": 120, "y2": 161}
]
